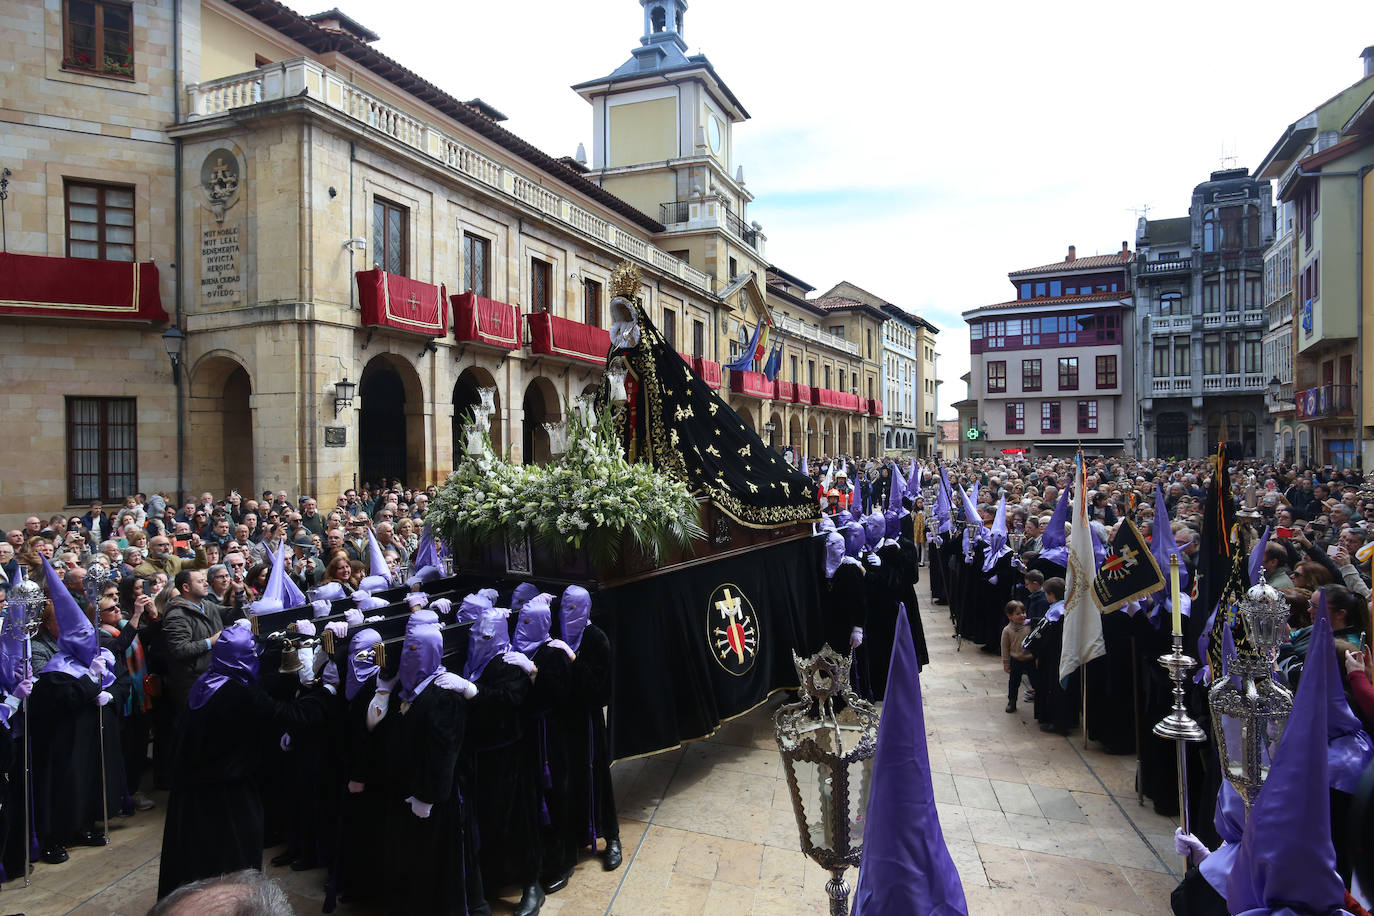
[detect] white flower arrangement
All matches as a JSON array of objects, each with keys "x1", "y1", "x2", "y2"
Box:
[{"x1": 429, "y1": 402, "x2": 705, "y2": 566}]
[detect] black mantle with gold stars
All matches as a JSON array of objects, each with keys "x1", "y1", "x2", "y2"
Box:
[{"x1": 606, "y1": 301, "x2": 819, "y2": 529}]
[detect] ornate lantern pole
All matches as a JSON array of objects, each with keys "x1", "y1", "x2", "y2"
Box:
[
  {"x1": 774, "y1": 646, "x2": 879, "y2": 915},
  {"x1": 1207, "y1": 572, "x2": 1293, "y2": 810},
  {"x1": 3, "y1": 569, "x2": 47, "y2": 885}
]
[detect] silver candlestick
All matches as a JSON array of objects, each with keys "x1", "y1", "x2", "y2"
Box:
[{"x1": 1153, "y1": 631, "x2": 1206, "y2": 872}]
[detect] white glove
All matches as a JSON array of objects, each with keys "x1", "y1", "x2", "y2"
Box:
[
  {"x1": 405, "y1": 796, "x2": 432, "y2": 819},
  {"x1": 1174, "y1": 829, "x2": 1210, "y2": 865},
  {"x1": 365, "y1": 614, "x2": 384, "y2": 623},
  {"x1": 430, "y1": 598, "x2": 452, "y2": 616},
  {"x1": 280, "y1": 733, "x2": 291, "y2": 752},
  {"x1": 548, "y1": 638, "x2": 576, "y2": 661},
  {"x1": 293, "y1": 620, "x2": 317, "y2": 637},
  {"x1": 89, "y1": 655, "x2": 107, "y2": 680},
  {"x1": 502, "y1": 651, "x2": 536, "y2": 676},
  {"x1": 96, "y1": 690, "x2": 113, "y2": 706},
  {"x1": 406, "y1": 593, "x2": 428, "y2": 609},
  {"x1": 324, "y1": 621, "x2": 349, "y2": 639},
  {"x1": 344, "y1": 608, "x2": 364, "y2": 626},
  {"x1": 347, "y1": 780, "x2": 365, "y2": 794},
  {"x1": 850, "y1": 627, "x2": 864, "y2": 649},
  {"x1": 865, "y1": 553, "x2": 882, "y2": 567},
  {"x1": 232, "y1": 616, "x2": 254, "y2": 629},
  {"x1": 434, "y1": 671, "x2": 478, "y2": 698}
]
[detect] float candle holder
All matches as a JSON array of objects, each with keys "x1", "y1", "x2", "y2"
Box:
[{"x1": 1152, "y1": 606, "x2": 1206, "y2": 872}]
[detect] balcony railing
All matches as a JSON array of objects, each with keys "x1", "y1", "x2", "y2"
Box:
[
  {"x1": 660, "y1": 201, "x2": 689, "y2": 224},
  {"x1": 1201, "y1": 373, "x2": 1266, "y2": 392},
  {"x1": 1152, "y1": 378, "x2": 1192, "y2": 394},
  {"x1": 1296, "y1": 384, "x2": 1356, "y2": 420},
  {"x1": 1201, "y1": 310, "x2": 1266, "y2": 329},
  {"x1": 185, "y1": 59, "x2": 714, "y2": 296},
  {"x1": 773, "y1": 313, "x2": 859, "y2": 356},
  {"x1": 659, "y1": 199, "x2": 760, "y2": 251},
  {"x1": 722, "y1": 208, "x2": 760, "y2": 250},
  {"x1": 1150, "y1": 314, "x2": 1192, "y2": 333},
  {"x1": 1138, "y1": 257, "x2": 1193, "y2": 274}
]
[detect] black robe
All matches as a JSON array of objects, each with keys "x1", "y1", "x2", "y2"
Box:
[
  {"x1": 29, "y1": 670, "x2": 102, "y2": 849},
  {"x1": 0, "y1": 723, "x2": 21, "y2": 886},
  {"x1": 337, "y1": 674, "x2": 392, "y2": 905},
  {"x1": 523, "y1": 644, "x2": 572, "y2": 886},
  {"x1": 558, "y1": 625, "x2": 619, "y2": 861},
  {"x1": 382, "y1": 682, "x2": 475, "y2": 916},
  {"x1": 1085, "y1": 610, "x2": 1137, "y2": 755},
  {"x1": 462, "y1": 658, "x2": 535, "y2": 892},
  {"x1": 157, "y1": 680, "x2": 328, "y2": 898},
  {"x1": 819, "y1": 561, "x2": 867, "y2": 658},
  {"x1": 1031, "y1": 618, "x2": 1079, "y2": 734}
]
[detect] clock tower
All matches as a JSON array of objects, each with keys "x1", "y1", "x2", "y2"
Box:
[{"x1": 573, "y1": 0, "x2": 765, "y2": 288}]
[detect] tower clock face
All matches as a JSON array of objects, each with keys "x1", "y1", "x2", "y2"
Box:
[{"x1": 707, "y1": 116, "x2": 723, "y2": 155}]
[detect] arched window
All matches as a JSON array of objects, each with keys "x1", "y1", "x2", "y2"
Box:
[
  {"x1": 1159, "y1": 291, "x2": 1183, "y2": 316},
  {"x1": 1202, "y1": 209, "x2": 1217, "y2": 253}
]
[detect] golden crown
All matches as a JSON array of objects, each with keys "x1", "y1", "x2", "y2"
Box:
[{"x1": 609, "y1": 261, "x2": 641, "y2": 300}]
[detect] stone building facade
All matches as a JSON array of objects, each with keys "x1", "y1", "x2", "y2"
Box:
[
  {"x1": 1133, "y1": 170, "x2": 1275, "y2": 459},
  {"x1": 0, "y1": 0, "x2": 886, "y2": 524}
]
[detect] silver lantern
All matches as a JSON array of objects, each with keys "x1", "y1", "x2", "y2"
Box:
[
  {"x1": 774, "y1": 646, "x2": 879, "y2": 915},
  {"x1": 543, "y1": 419, "x2": 569, "y2": 458},
  {"x1": 1207, "y1": 573, "x2": 1293, "y2": 810}
]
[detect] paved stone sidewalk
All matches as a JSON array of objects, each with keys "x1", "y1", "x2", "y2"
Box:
[{"x1": 6, "y1": 571, "x2": 1181, "y2": 915}]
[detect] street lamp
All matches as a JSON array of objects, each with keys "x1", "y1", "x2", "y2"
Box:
[
  {"x1": 161, "y1": 325, "x2": 185, "y2": 385},
  {"x1": 333, "y1": 378, "x2": 356, "y2": 417},
  {"x1": 775, "y1": 646, "x2": 879, "y2": 915}
]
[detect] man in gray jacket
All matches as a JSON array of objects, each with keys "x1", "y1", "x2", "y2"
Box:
[{"x1": 160, "y1": 569, "x2": 230, "y2": 711}]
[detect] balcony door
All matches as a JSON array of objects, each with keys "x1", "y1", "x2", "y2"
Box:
[{"x1": 1155, "y1": 412, "x2": 1188, "y2": 458}]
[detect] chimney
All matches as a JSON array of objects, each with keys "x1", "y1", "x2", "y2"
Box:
[
  {"x1": 1363, "y1": 45, "x2": 1374, "y2": 79},
  {"x1": 1121, "y1": 241, "x2": 1129, "y2": 256},
  {"x1": 1066, "y1": 245, "x2": 1076, "y2": 263}
]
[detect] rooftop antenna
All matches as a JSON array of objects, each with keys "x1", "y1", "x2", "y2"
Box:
[
  {"x1": 1127, "y1": 204, "x2": 1151, "y2": 220},
  {"x1": 1219, "y1": 140, "x2": 1238, "y2": 170}
]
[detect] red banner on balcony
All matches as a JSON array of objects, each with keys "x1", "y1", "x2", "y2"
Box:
[
  {"x1": 728, "y1": 369, "x2": 773, "y2": 399},
  {"x1": 796, "y1": 384, "x2": 816, "y2": 405},
  {"x1": 451, "y1": 292, "x2": 521, "y2": 349},
  {"x1": 775, "y1": 380, "x2": 795, "y2": 402},
  {"x1": 0, "y1": 252, "x2": 166, "y2": 322},
  {"x1": 356, "y1": 269, "x2": 447, "y2": 337},
  {"x1": 691, "y1": 356, "x2": 722, "y2": 389},
  {"x1": 868, "y1": 398, "x2": 883, "y2": 416},
  {"x1": 527, "y1": 312, "x2": 611, "y2": 365}
]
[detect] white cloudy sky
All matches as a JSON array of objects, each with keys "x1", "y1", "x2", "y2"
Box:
[{"x1": 295, "y1": 0, "x2": 1371, "y2": 416}]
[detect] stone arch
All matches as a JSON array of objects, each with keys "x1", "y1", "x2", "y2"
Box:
[
  {"x1": 522, "y1": 376, "x2": 561, "y2": 464},
  {"x1": 188, "y1": 351, "x2": 255, "y2": 497},
  {"x1": 788, "y1": 414, "x2": 803, "y2": 457},
  {"x1": 806, "y1": 418, "x2": 817, "y2": 459},
  {"x1": 837, "y1": 417, "x2": 850, "y2": 456},
  {"x1": 453, "y1": 365, "x2": 501, "y2": 461},
  {"x1": 359, "y1": 353, "x2": 425, "y2": 488}
]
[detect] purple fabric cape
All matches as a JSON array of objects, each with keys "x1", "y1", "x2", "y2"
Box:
[{"x1": 850, "y1": 608, "x2": 968, "y2": 915}]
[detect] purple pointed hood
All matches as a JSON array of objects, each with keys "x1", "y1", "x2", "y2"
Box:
[
  {"x1": 251, "y1": 543, "x2": 289, "y2": 614},
  {"x1": 1150, "y1": 484, "x2": 1188, "y2": 605},
  {"x1": 933, "y1": 465, "x2": 953, "y2": 535},
  {"x1": 41, "y1": 556, "x2": 98, "y2": 675},
  {"x1": 1312, "y1": 591, "x2": 1374, "y2": 794},
  {"x1": 513, "y1": 592, "x2": 554, "y2": 657},
  {"x1": 983, "y1": 496, "x2": 1010, "y2": 573},
  {"x1": 511, "y1": 582, "x2": 540, "y2": 615},
  {"x1": 1248, "y1": 526, "x2": 1271, "y2": 587},
  {"x1": 850, "y1": 607, "x2": 968, "y2": 916},
  {"x1": 824, "y1": 531, "x2": 845, "y2": 578},
  {"x1": 889, "y1": 464, "x2": 908, "y2": 518},
  {"x1": 276, "y1": 541, "x2": 307, "y2": 608},
  {"x1": 1041, "y1": 482, "x2": 1071, "y2": 552},
  {"x1": 1226, "y1": 613, "x2": 1345, "y2": 916},
  {"x1": 833, "y1": 510, "x2": 853, "y2": 528},
  {"x1": 406, "y1": 609, "x2": 439, "y2": 634},
  {"x1": 407, "y1": 564, "x2": 443, "y2": 587},
  {"x1": 862, "y1": 512, "x2": 885, "y2": 550},
  {"x1": 1198, "y1": 782, "x2": 1247, "y2": 895},
  {"x1": 477, "y1": 587, "x2": 498, "y2": 606},
  {"x1": 412, "y1": 524, "x2": 439, "y2": 570},
  {"x1": 345, "y1": 627, "x2": 382, "y2": 701},
  {"x1": 883, "y1": 509, "x2": 900, "y2": 541},
  {"x1": 398, "y1": 622, "x2": 445, "y2": 703},
  {"x1": 464, "y1": 606, "x2": 511, "y2": 681},
  {"x1": 187, "y1": 624, "x2": 259, "y2": 710},
  {"x1": 458, "y1": 593, "x2": 491, "y2": 625},
  {"x1": 907, "y1": 460, "x2": 921, "y2": 496},
  {"x1": 817, "y1": 515, "x2": 836, "y2": 533},
  {"x1": 358, "y1": 530, "x2": 392, "y2": 593},
  {"x1": 559, "y1": 585, "x2": 591, "y2": 652},
  {"x1": 843, "y1": 522, "x2": 865, "y2": 559}
]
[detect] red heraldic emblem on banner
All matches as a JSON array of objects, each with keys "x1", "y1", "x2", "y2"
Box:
[
  {"x1": 1091, "y1": 518, "x2": 1164, "y2": 613},
  {"x1": 707, "y1": 583, "x2": 760, "y2": 676}
]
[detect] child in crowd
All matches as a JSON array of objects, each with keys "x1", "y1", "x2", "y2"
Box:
[{"x1": 1000, "y1": 600, "x2": 1035, "y2": 714}]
